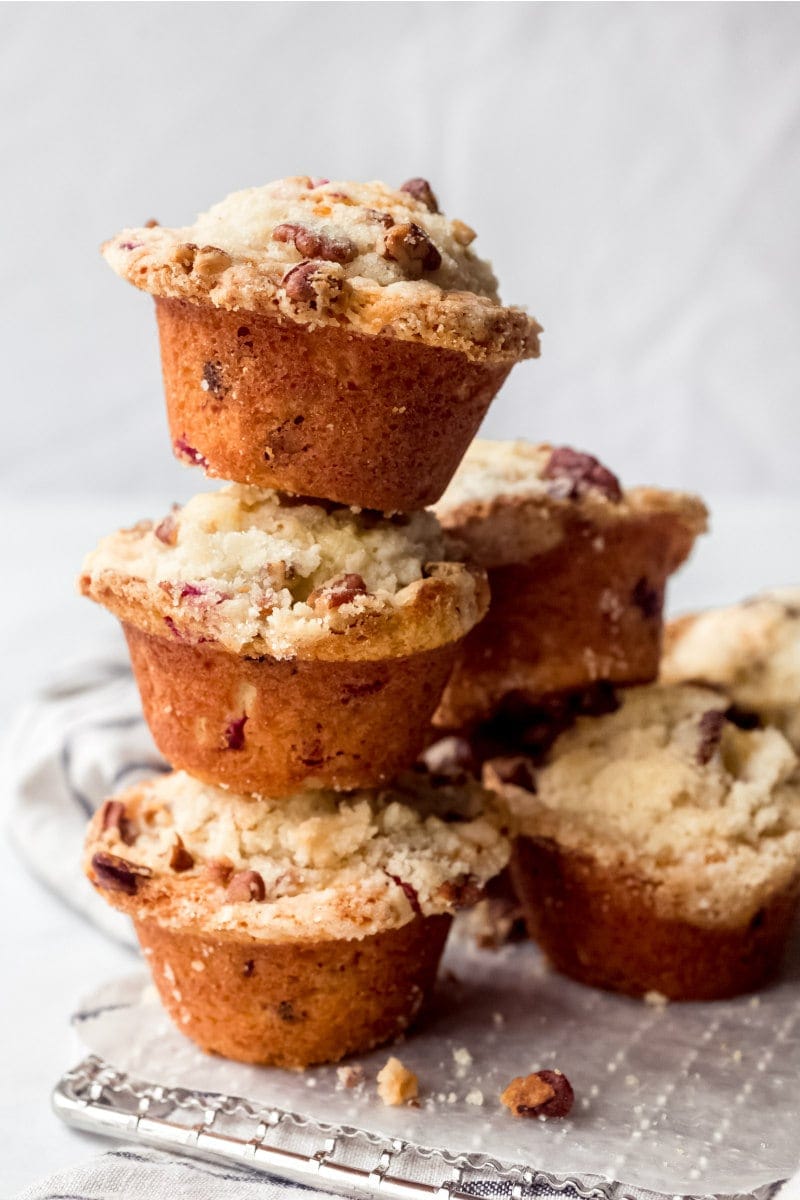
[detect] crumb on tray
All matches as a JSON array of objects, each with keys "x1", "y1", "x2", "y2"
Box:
[
  {"x1": 500, "y1": 1069, "x2": 574, "y2": 1119},
  {"x1": 377, "y1": 1056, "x2": 419, "y2": 1106}
]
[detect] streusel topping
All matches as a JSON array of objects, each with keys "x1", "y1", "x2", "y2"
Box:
[
  {"x1": 494, "y1": 684, "x2": 800, "y2": 926},
  {"x1": 86, "y1": 769, "x2": 512, "y2": 942},
  {"x1": 102, "y1": 178, "x2": 542, "y2": 363},
  {"x1": 80, "y1": 485, "x2": 487, "y2": 659}
]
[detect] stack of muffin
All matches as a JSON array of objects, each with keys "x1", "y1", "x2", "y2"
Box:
[
  {"x1": 81, "y1": 177, "x2": 538, "y2": 1068},
  {"x1": 82, "y1": 175, "x2": 800, "y2": 1077}
]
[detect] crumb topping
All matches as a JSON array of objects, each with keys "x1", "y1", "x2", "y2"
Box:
[
  {"x1": 377, "y1": 1056, "x2": 419, "y2": 1105},
  {"x1": 79, "y1": 485, "x2": 487, "y2": 659},
  {"x1": 85, "y1": 769, "x2": 512, "y2": 943},
  {"x1": 662, "y1": 589, "x2": 800, "y2": 748},
  {"x1": 494, "y1": 684, "x2": 800, "y2": 926},
  {"x1": 434, "y1": 440, "x2": 708, "y2": 568},
  {"x1": 102, "y1": 177, "x2": 542, "y2": 364}
]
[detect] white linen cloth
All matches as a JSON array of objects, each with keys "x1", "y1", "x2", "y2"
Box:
[{"x1": 2, "y1": 655, "x2": 795, "y2": 1200}]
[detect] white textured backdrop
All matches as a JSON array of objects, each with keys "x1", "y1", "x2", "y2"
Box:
[{"x1": 3, "y1": 1, "x2": 800, "y2": 501}]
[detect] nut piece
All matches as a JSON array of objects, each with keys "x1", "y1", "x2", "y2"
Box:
[
  {"x1": 169, "y1": 837, "x2": 194, "y2": 873},
  {"x1": 377, "y1": 1056, "x2": 419, "y2": 1106},
  {"x1": 273, "y1": 222, "x2": 356, "y2": 264},
  {"x1": 696, "y1": 709, "x2": 726, "y2": 765},
  {"x1": 400, "y1": 177, "x2": 439, "y2": 213},
  {"x1": 500, "y1": 1070, "x2": 574, "y2": 1119},
  {"x1": 91, "y1": 851, "x2": 152, "y2": 896},
  {"x1": 382, "y1": 222, "x2": 442, "y2": 276},
  {"x1": 308, "y1": 573, "x2": 368, "y2": 612},
  {"x1": 173, "y1": 242, "x2": 198, "y2": 271},
  {"x1": 99, "y1": 799, "x2": 137, "y2": 845},
  {"x1": 437, "y1": 873, "x2": 484, "y2": 909},
  {"x1": 281, "y1": 259, "x2": 344, "y2": 309},
  {"x1": 193, "y1": 244, "x2": 232, "y2": 277},
  {"x1": 543, "y1": 446, "x2": 623, "y2": 503},
  {"x1": 226, "y1": 869, "x2": 266, "y2": 903}
]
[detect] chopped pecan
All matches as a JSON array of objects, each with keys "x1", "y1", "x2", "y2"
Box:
[
  {"x1": 543, "y1": 446, "x2": 623, "y2": 502},
  {"x1": 91, "y1": 851, "x2": 151, "y2": 896},
  {"x1": 193, "y1": 245, "x2": 232, "y2": 277},
  {"x1": 144, "y1": 218, "x2": 159, "y2": 228},
  {"x1": 364, "y1": 208, "x2": 395, "y2": 229},
  {"x1": 696, "y1": 709, "x2": 726, "y2": 765},
  {"x1": 99, "y1": 800, "x2": 137, "y2": 845},
  {"x1": 169, "y1": 837, "x2": 194, "y2": 873},
  {"x1": 382, "y1": 221, "x2": 441, "y2": 275},
  {"x1": 226, "y1": 870, "x2": 266, "y2": 903},
  {"x1": 308, "y1": 573, "x2": 368, "y2": 612},
  {"x1": 273, "y1": 222, "x2": 356, "y2": 263},
  {"x1": 173, "y1": 242, "x2": 198, "y2": 271},
  {"x1": 400, "y1": 177, "x2": 439, "y2": 212},
  {"x1": 281, "y1": 259, "x2": 343, "y2": 308},
  {"x1": 501, "y1": 1070, "x2": 574, "y2": 1119}
]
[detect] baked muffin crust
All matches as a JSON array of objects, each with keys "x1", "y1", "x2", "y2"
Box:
[
  {"x1": 85, "y1": 769, "x2": 512, "y2": 943},
  {"x1": 102, "y1": 178, "x2": 542, "y2": 364},
  {"x1": 80, "y1": 485, "x2": 488, "y2": 660}
]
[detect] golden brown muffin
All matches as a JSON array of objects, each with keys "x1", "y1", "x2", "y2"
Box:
[
  {"x1": 488, "y1": 684, "x2": 800, "y2": 1000},
  {"x1": 102, "y1": 178, "x2": 542, "y2": 510},
  {"x1": 433, "y1": 440, "x2": 708, "y2": 728},
  {"x1": 79, "y1": 486, "x2": 488, "y2": 793},
  {"x1": 84, "y1": 768, "x2": 511, "y2": 1067}
]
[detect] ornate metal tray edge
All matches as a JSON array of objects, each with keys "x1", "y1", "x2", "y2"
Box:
[{"x1": 52, "y1": 1055, "x2": 646, "y2": 1200}]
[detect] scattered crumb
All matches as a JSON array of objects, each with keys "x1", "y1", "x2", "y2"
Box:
[
  {"x1": 492, "y1": 1012, "x2": 505, "y2": 1028},
  {"x1": 305, "y1": 1077, "x2": 317, "y2": 1087},
  {"x1": 644, "y1": 990, "x2": 669, "y2": 1007},
  {"x1": 336, "y1": 1064, "x2": 365, "y2": 1090},
  {"x1": 452, "y1": 1047, "x2": 473, "y2": 1077},
  {"x1": 749, "y1": 996, "x2": 761, "y2": 1009},
  {"x1": 447, "y1": 1091, "x2": 457, "y2": 1104},
  {"x1": 377, "y1": 1056, "x2": 419, "y2": 1106},
  {"x1": 732, "y1": 1049, "x2": 742, "y2": 1063},
  {"x1": 500, "y1": 1070, "x2": 575, "y2": 1119},
  {"x1": 466, "y1": 1089, "x2": 484, "y2": 1106},
  {"x1": 625, "y1": 1074, "x2": 639, "y2": 1087}
]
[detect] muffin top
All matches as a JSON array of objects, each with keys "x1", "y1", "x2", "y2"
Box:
[
  {"x1": 79, "y1": 485, "x2": 487, "y2": 660},
  {"x1": 101, "y1": 177, "x2": 542, "y2": 364},
  {"x1": 434, "y1": 440, "x2": 708, "y2": 568},
  {"x1": 661, "y1": 589, "x2": 800, "y2": 748},
  {"x1": 85, "y1": 769, "x2": 512, "y2": 943},
  {"x1": 489, "y1": 684, "x2": 800, "y2": 927}
]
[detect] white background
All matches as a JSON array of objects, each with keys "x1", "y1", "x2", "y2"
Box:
[{"x1": 2, "y1": 3, "x2": 800, "y2": 1194}]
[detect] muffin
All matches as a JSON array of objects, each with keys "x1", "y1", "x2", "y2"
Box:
[
  {"x1": 84, "y1": 768, "x2": 511, "y2": 1067},
  {"x1": 102, "y1": 177, "x2": 542, "y2": 511},
  {"x1": 662, "y1": 588, "x2": 800, "y2": 750},
  {"x1": 433, "y1": 440, "x2": 708, "y2": 728},
  {"x1": 79, "y1": 486, "x2": 488, "y2": 794},
  {"x1": 489, "y1": 684, "x2": 800, "y2": 1000}
]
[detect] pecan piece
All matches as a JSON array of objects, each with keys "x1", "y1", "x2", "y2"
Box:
[
  {"x1": 99, "y1": 800, "x2": 137, "y2": 846},
  {"x1": 193, "y1": 244, "x2": 232, "y2": 277},
  {"x1": 308, "y1": 573, "x2": 368, "y2": 612},
  {"x1": 382, "y1": 221, "x2": 441, "y2": 275},
  {"x1": 281, "y1": 259, "x2": 343, "y2": 308},
  {"x1": 273, "y1": 222, "x2": 356, "y2": 264},
  {"x1": 173, "y1": 242, "x2": 198, "y2": 271},
  {"x1": 169, "y1": 837, "x2": 194, "y2": 873},
  {"x1": 696, "y1": 709, "x2": 726, "y2": 765},
  {"x1": 400, "y1": 177, "x2": 439, "y2": 213},
  {"x1": 91, "y1": 851, "x2": 151, "y2": 896},
  {"x1": 226, "y1": 870, "x2": 266, "y2": 903},
  {"x1": 144, "y1": 218, "x2": 159, "y2": 228},
  {"x1": 543, "y1": 446, "x2": 623, "y2": 502},
  {"x1": 501, "y1": 1070, "x2": 574, "y2": 1119}
]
